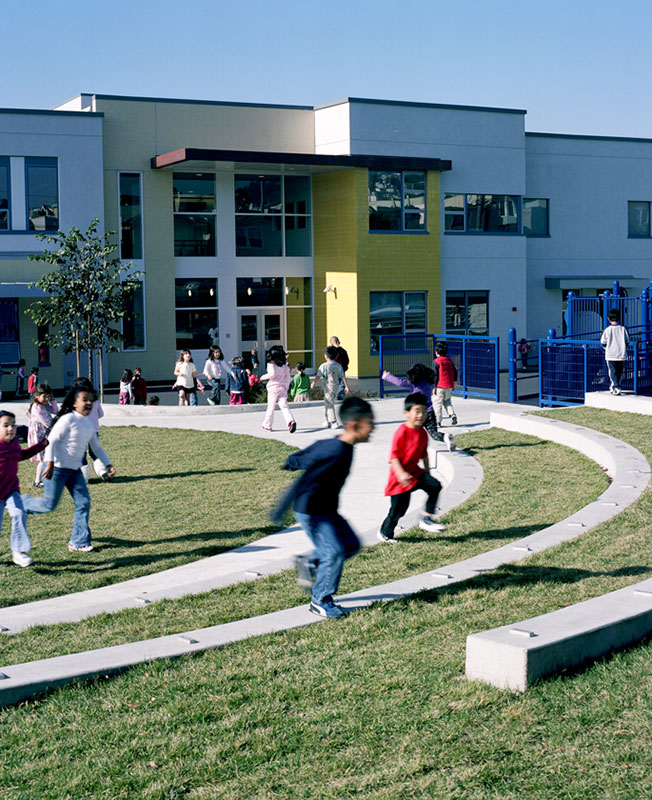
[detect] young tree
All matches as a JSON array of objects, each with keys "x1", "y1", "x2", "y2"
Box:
[{"x1": 25, "y1": 218, "x2": 143, "y2": 398}]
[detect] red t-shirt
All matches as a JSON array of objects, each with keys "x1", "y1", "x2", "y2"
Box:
[{"x1": 384, "y1": 423, "x2": 428, "y2": 496}]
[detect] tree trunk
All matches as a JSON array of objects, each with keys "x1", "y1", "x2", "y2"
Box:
[
  {"x1": 88, "y1": 348, "x2": 93, "y2": 385},
  {"x1": 75, "y1": 330, "x2": 80, "y2": 378},
  {"x1": 98, "y1": 349, "x2": 104, "y2": 403}
]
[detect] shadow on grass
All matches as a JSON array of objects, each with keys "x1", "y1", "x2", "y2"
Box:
[
  {"x1": 92, "y1": 467, "x2": 255, "y2": 484},
  {"x1": 400, "y1": 523, "x2": 545, "y2": 545},
  {"x1": 462, "y1": 440, "x2": 546, "y2": 456}
]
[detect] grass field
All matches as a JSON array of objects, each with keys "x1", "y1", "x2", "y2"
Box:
[{"x1": 1, "y1": 409, "x2": 651, "y2": 799}]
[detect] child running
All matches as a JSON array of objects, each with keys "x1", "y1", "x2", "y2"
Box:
[
  {"x1": 433, "y1": 341, "x2": 458, "y2": 427},
  {"x1": 22, "y1": 385, "x2": 116, "y2": 552},
  {"x1": 312, "y1": 346, "x2": 349, "y2": 429},
  {"x1": 27, "y1": 382, "x2": 58, "y2": 487},
  {"x1": 0, "y1": 410, "x2": 48, "y2": 566},
  {"x1": 174, "y1": 350, "x2": 198, "y2": 406},
  {"x1": 382, "y1": 363, "x2": 455, "y2": 450},
  {"x1": 273, "y1": 397, "x2": 374, "y2": 619},
  {"x1": 225, "y1": 356, "x2": 248, "y2": 405},
  {"x1": 260, "y1": 345, "x2": 296, "y2": 433},
  {"x1": 289, "y1": 361, "x2": 311, "y2": 403},
  {"x1": 378, "y1": 392, "x2": 445, "y2": 543}
]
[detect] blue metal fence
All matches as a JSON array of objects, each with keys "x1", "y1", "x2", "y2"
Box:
[
  {"x1": 379, "y1": 333, "x2": 500, "y2": 402},
  {"x1": 565, "y1": 279, "x2": 652, "y2": 339}
]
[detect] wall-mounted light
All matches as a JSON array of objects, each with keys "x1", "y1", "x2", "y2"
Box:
[
  {"x1": 210, "y1": 287, "x2": 214, "y2": 297},
  {"x1": 323, "y1": 283, "x2": 337, "y2": 299},
  {"x1": 247, "y1": 287, "x2": 252, "y2": 296}
]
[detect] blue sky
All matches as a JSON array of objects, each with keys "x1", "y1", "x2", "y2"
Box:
[{"x1": 2, "y1": 0, "x2": 649, "y2": 137}]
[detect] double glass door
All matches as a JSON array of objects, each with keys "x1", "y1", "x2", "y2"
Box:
[{"x1": 238, "y1": 309, "x2": 284, "y2": 373}]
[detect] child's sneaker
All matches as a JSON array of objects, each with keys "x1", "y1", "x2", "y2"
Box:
[
  {"x1": 309, "y1": 597, "x2": 348, "y2": 619},
  {"x1": 295, "y1": 554, "x2": 317, "y2": 592},
  {"x1": 377, "y1": 530, "x2": 398, "y2": 543},
  {"x1": 207, "y1": 398, "x2": 216, "y2": 406},
  {"x1": 330, "y1": 421, "x2": 340, "y2": 430},
  {"x1": 12, "y1": 551, "x2": 34, "y2": 567},
  {"x1": 262, "y1": 426, "x2": 272, "y2": 432},
  {"x1": 444, "y1": 432, "x2": 457, "y2": 451},
  {"x1": 614, "y1": 387, "x2": 622, "y2": 395},
  {"x1": 68, "y1": 542, "x2": 94, "y2": 552},
  {"x1": 451, "y1": 415, "x2": 458, "y2": 425},
  {"x1": 288, "y1": 421, "x2": 297, "y2": 433},
  {"x1": 418, "y1": 516, "x2": 446, "y2": 533}
]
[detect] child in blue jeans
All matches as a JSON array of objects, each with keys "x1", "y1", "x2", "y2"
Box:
[
  {"x1": 23, "y1": 385, "x2": 115, "y2": 552},
  {"x1": 272, "y1": 396, "x2": 374, "y2": 619}
]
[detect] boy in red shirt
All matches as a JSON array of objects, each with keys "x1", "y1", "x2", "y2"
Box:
[
  {"x1": 433, "y1": 341, "x2": 458, "y2": 426},
  {"x1": 378, "y1": 392, "x2": 445, "y2": 543}
]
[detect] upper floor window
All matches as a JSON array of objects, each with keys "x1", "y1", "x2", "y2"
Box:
[
  {"x1": 173, "y1": 173, "x2": 216, "y2": 256},
  {"x1": 522, "y1": 198, "x2": 549, "y2": 237},
  {"x1": 446, "y1": 290, "x2": 489, "y2": 336},
  {"x1": 628, "y1": 201, "x2": 650, "y2": 238},
  {"x1": 445, "y1": 193, "x2": 518, "y2": 234},
  {"x1": 0, "y1": 158, "x2": 9, "y2": 231},
  {"x1": 119, "y1": 172, "x2": 143, "y2": 259},
  {"x1": 234, "y1": 175, "x2": 311, "y2": 256},
  {"x1": 369, "y1": 171, "x2": 426, "y2": 232},
  {"x1": 26, "y1": 157, "x2": 58, "y2": 231}
]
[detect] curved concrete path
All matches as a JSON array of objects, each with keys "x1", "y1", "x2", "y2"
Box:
[{"x1": 1, "y1": 404, "x2": 649, "y2": 706}]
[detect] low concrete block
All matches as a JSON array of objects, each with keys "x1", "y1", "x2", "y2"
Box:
[{"x1": 466, "y1": 579, "x2": 652, "y2": 691}]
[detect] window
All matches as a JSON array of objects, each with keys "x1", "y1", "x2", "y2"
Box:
[
  {"x1": 369, "y1": 291, "x2": 427, "y2": 352},
  {"x1": 119, "y1": 173, "x2": 143, "y2": 259},
  {"x1": 122, "y1": 280, "x2": 146, "y2": 351},
  {"x1": 523, "y1": 198, "x2": 549, "y2": 237},
  {"x1": 369, "y1": 171, "x2": 426, "y2": 231},
  {"x1": 444, "y1": 193, "x2": 519, "y2": 234},
  {"x1": 446, "y1": 291, "x2": 489, "y2": 336},
  {"x1": 26, "y1": 157, "x2": 58, "y2": 231},
  {"x1": 0, "y1": 158, "x2": 9, "y2": 231},
  {"x1": 628, "y1": 201, "x2": 650, "y2": 238},
  {"x1": 174, "y1": 278, "x2": 218, "y2": 351},
  {"x1": 285, "y1": 278, "x2": 313, "y2": 369},
  {"x1": 234, "y1": 175, "x2": 312, "y2": 256},
  {"x1": 173, "y1": 173, "x2": 216, "y2": 256},
  {"x1": 236, "y1": 277, "x2": 284, "y2": 306}
]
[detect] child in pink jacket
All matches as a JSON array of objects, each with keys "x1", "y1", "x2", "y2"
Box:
[{"x1": 260, "y1": 345, "x2": 296, "y2": 433}]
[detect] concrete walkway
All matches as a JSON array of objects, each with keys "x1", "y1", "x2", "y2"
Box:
[{"x1": 0, "y1": 396, "x2": 490, "y2": 633}]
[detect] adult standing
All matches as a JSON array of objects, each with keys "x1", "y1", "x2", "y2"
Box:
[{"x1": 330, "y1": 336, "x2": 350, "y2": 400}]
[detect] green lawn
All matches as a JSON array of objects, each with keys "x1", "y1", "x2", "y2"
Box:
[{"x1": 5, "y1": 410, "x2": 651, "y2": 798}]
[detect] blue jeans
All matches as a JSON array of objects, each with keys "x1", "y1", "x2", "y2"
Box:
[
  {"x1": 206, "y1": 378, "x2": 221, "y2": 404},
  {"x1": 23, "y1": 467, "x2": 92, "y2": 547},
  {"x1": 607, "y1": 360, "x2": 624, "y2": 391},
  {"x1": 0, "y1": 491, "x2": 30, "y2": 553},
  {"x1": 295, "y1": 512, "x2": 360, "y2": 604}
]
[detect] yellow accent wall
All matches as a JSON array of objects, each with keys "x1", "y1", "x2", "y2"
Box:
[{"x1": 313, "y1": 168, "x2": 441, "y2": 377}]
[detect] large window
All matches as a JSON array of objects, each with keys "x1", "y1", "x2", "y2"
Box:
[
  {"x1": 122, "y1": 280, "x2": 146, "y2": 351},
  {"x1": 0, "y1": 158, "x2": 9, "y2": 231},
  {"x1": 369, "y1": 291, "x2": 427, "y2": 352},
  {"x1": 173, "y1": 173, "x2": 216, "y2": 256},
  {"x1": 446, "y1": 291, "x2": 489, "y2": 336},
  {"x1": 174, "y1": 278, "x2": 218, "y2": 351},
  {"x1": 444, "y1": 193, "x2": 522, "y2": 234},
  {"x1": 369, "y1": 171, "x2": 426, "y2": 231},
  {"x1": 522, "y1": 198, "x2": 549, "y2": 237},
  {"x1": 26, "y1": 157, "x2": 58, "y2": 231},
  {"x1": 234, "y1": 175, "x2": 311, "y2": 256},
  {"x1": 119, "y1": 173, "x2": 143, "y2": 259},
  {"x1": 628, "y1": 201, "x2": 650, "y2": 238}
]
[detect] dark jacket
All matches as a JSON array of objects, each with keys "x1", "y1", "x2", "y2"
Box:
[{"x1": 226, "y1": 366, "x2": 248, "y2": 394}]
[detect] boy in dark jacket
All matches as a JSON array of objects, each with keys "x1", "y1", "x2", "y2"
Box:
[
  {"x1": 225, "y1": 357, "x2": 248, "y2": 405},
  {"x1": 433, "y1": 341, "x2": 458, "y2": 426},
  {"x1": 273, "y1": 397, "x2": 374, "y2": 619}
]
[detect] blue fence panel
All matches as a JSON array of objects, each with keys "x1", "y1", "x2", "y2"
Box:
[{"x1": 379, "y1": 333, "x2": 499, "y2": 402}]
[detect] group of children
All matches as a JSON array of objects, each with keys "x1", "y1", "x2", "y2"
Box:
[
  {"x1": 2, "y1": 377, "x2": 114, "y2": 566},
  {"x1": 118, "y1": 368, "x2": 148, "y2": 405}
]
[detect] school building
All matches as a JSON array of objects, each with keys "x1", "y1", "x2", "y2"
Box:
[{"x1": 2, "y1": 92, "x2": 652, "y2": 385}]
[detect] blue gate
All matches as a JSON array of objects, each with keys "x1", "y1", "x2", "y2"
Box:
[{"x1": 379, "y1": 333, "x2": 500, "y2": 402}]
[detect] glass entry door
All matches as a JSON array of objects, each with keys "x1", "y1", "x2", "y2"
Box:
[{"x1": 238, "y1": 309, "x2": 285, "y2": 371}]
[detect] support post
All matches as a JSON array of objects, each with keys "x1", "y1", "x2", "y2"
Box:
[
  {"x1": 602, "y1": 290, "x2": 611, "y2": 330},
  {"x1": 565, "y1": 291, "x2": 575, "y2": 338},
  {"x1": 379, "y1": 336, "x2": 385, "y2": 398},
  {"x1": 508, "y1": 327, "x2": 517, "y2": 403}
]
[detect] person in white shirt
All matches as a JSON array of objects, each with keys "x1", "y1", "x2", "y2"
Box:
[
  {"x1": 22, "y1": 385, "x2": 115, "y2": 552},
  {"x1": 197, "y1": 345, "x2": 234, "y2": 406},
  {"x1": 173, "y1": 350, "x2": 198, "y2": 406},
  {"x1": 600, "y1": 308, "x2": 630, "y2": 395}
]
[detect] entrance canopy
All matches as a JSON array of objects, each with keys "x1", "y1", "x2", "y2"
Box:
[{"x1": 151, "y1": 147, "x2": 452, "y2": 174}]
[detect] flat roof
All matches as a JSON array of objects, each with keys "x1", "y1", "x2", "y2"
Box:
[
  {"x1": 151, "y1": 147, "x2": 452, "y2": 173},
  {"x1": 91, "y1": 93, "x2": 313, "y2": 111},
  {"x1": 528, "y1": 131, "x2": 652, "y2": 145},
  {"x1": 316, "y1": 97, "x2": 527, "y2": 115},
  {"x1": 0, "y1": 107, "x2": 103, "y2": 118}
]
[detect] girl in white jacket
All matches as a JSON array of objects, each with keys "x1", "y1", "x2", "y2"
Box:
[{"x1": 260, "y1": 345, "x2": 296, "y2": 433}]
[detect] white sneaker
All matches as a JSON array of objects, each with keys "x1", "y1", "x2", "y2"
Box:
[
  {"x1": 12, "y1": 551, "x2": 34, "y2": 567},
  {"x1": 330, "y1": 422, "x2": 340, "y2": 430},
  {"x1": 377, "y1": 530, "x2": 399, "y2": 543},
  {"x1": 444, "y1": 432, "x2": 457, "y2": 452},
  {"x1": 418, "y1": 517, "x2": 446, "y2": 533}
]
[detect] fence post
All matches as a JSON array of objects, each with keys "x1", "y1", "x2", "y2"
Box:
[
  {"x1": 565, "y1": 291, "x2": 575, "y2": 337},
  {"x1": 545, "y1": 328, "x2": 556, "y2": 408},
  {"x1": 602, "y1": 290, "x2": 611, "y2": 329},
  {"x1": 634, "y1": 340, "x2": 639, "y2": 396},
  {"x1": 379, "y1": 336, "x2": 385, "y2": 398},
  {"x1": 613, "y1": 279, "x2": 620, "y2": 299},
  {"x1": 508, "y1": 327, "x2": 517, "y2": 403},
  {"x1": 495, "y1": 336, "x2": 500, "y2": 402},
  {"x1": 461, "y1": 337, "x2": 467, "y2": 399},
  {"x1": 645, "y1": 287, "x2": 652, "y2": 345}
]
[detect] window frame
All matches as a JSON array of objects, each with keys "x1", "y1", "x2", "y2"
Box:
[
  {"x1": 627, "y1": 200, "x2": 651, "y2": 239},
  {"x1": 0, "y1": 157, "x2": 10, "y2": 232},
  {"x1": 368, "y1": 170, "x2": 427, "y2": 234},
  {"x1": 369, "y1": 290, "x2": 428, "y2": 354},
  {"x1": 121, "y1": 276, "x2": 147, "y2": 352},
  {"x1": 25, "y1": 156, "x2": 59, "y2": 232},
  {"x1": 173, "y1": 172, "x2": 217, "y2": 257},
  {"x1": 444, "y1": 194, "x2": 550, "y2": 236},
  {"x1": 445, "y1": 290, "x2": 489, "y2": 336},
  {"x1": 118, "y1": 171, "x2": 144, "y2": 260},
  {"x1": 173, "y1": 278, "x2": 219, "y2": 352}
]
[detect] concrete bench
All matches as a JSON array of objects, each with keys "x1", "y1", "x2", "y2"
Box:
[{"x1": 466, "y1": 579, "x2": 652, "y2": 691}]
